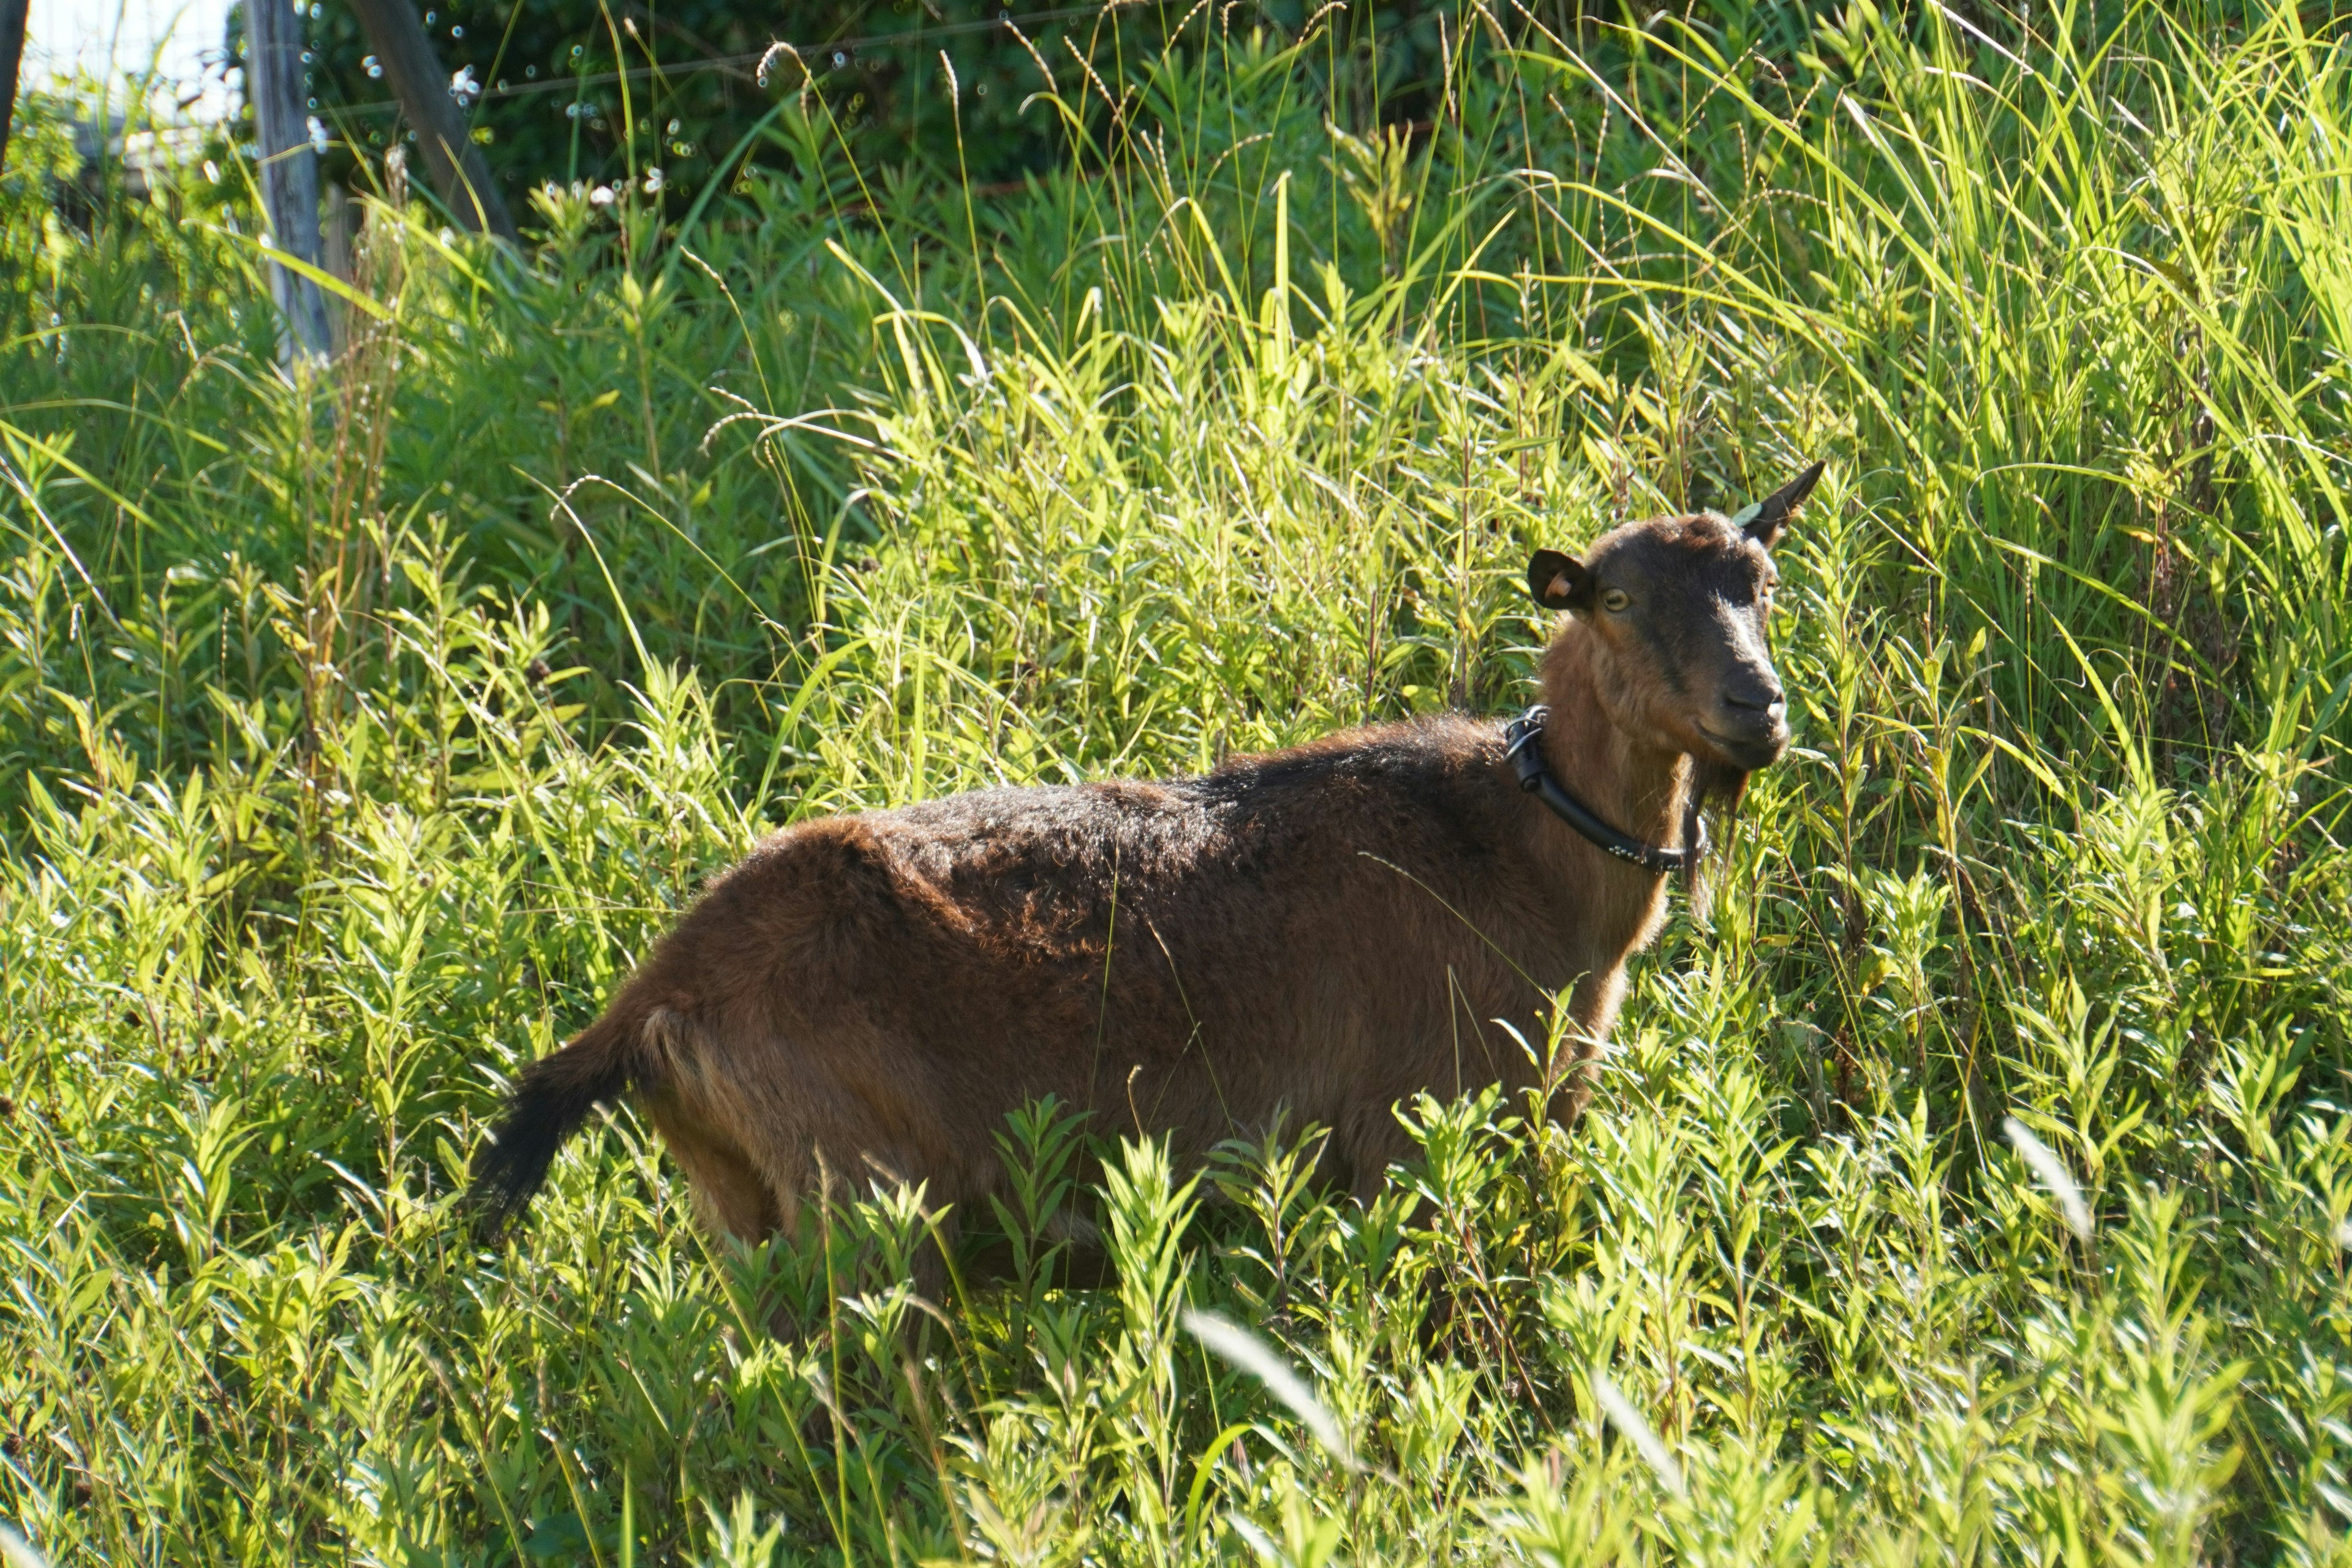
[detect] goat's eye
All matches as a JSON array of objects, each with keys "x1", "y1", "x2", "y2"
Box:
[{"x1": 1600, "y1": 588, "x2": 1631, "y2": 613}]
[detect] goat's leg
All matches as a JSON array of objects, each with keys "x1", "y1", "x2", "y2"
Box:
[
  {"x1": 647, "y1": 1093, "x2": 783, "y2": 1243},
  {"x1": 1546, "y1": 967, "x2": 1627, "y2": 1125}
]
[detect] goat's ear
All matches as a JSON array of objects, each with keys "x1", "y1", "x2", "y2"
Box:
[
  {"x1": 1727, "y1": 460, "x2": 1825, "y2": 548},
  {"x1": 1527, "y1": 549, "x2": 1588, "y2": 611}
]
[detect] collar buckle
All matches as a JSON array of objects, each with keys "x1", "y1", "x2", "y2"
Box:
[{"x1": 1503, "y1": 705, "x2": 1550, "y2": 793}]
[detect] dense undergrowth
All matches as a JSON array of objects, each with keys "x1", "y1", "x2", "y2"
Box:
[{"x1": 6, "y1": 1, "x2": 2352, "y2": 1561}]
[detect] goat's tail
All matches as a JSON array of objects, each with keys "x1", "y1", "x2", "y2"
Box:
[{"x1": 470, "y1": 1003, "x2": 662, "y2": 1237}]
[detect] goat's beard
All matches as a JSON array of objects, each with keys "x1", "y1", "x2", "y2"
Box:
[{"x1": 1683, "y1": 760, "x2": 1751, "y2": 922}]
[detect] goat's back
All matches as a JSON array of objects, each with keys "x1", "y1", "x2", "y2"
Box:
[{"x1": 682, "y1": 715, "x2": 1557, "y2": 1130}]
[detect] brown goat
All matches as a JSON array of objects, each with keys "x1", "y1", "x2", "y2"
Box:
[{"x1": 472, "y1": 464, "x2": 1822, "y2": 1267}]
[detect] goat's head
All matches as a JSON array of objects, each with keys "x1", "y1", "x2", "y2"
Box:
[{"x1": 1525, "y1": 462, "x2": 1823, "y2": 774}]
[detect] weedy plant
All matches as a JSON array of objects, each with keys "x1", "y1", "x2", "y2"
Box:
[{"x1": 4, "y1": 1, "x2": 2352, "y2": 1562}]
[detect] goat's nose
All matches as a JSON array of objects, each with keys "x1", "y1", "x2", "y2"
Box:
[{"x1": 1722, "y1": 679, "x2": 1785, "y2": 715}]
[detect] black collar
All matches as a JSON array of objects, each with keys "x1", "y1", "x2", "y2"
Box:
[{"x1": 1502, "y1": 706, "x2": 1706, "y2": 876}]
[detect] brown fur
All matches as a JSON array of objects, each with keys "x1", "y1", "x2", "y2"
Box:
[{"x1": 471, "y1": 469, "x2": 1820, "y2": 1273}]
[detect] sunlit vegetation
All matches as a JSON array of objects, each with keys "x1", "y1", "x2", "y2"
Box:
[{"x1": 4, "y1": 2, "x2": 2352, "y2": 1561}]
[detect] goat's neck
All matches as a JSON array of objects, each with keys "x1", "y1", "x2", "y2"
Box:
[{"x1": 1535, "y1": 634, "x2": 1692, "y2": 859}]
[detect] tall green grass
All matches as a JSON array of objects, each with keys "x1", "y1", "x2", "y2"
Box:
[{"x1": 4, "y1": 1, "x2": 2352, "y2": 1561}]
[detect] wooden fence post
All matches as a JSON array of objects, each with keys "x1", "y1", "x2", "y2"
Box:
[
  {"x1": 322, "y1": 178, "x2": 357, "y2": 351},
  {"x1": 345, "y1": 0, "x2": 517, "y2": 242},
  {"x1": 247, "y1": 0, "x2": 333, "y2": 361},
  {"x1": 0, "y1": 0, "x2": 28, "y2": 179}
]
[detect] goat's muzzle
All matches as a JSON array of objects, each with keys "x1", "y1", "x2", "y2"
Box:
[{"x1": 1702, "y1": 675, "x2": 1789, "y2": 771}]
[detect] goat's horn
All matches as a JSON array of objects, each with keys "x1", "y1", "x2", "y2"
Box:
[{"x1": 1728, "y1": 460, "x2": 1825, "y2": 535}]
